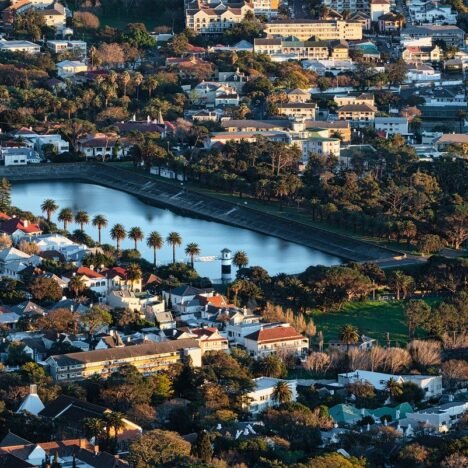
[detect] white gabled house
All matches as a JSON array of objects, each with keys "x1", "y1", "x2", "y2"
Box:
[{"x1": 244, "y1": 377, "x2": 298, "y2": 414}]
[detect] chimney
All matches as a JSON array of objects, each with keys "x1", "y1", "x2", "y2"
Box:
[
  {"x1": 79, "y1": 439, "x2": 86, "y2": 449},
  {"x1": 23, "y1": 219, "x2": 29, "y2": 227},
  {"x1": 93, "y1": 444, "x2": 99, "y2": 455},
  {"x1": 30, "y1": 384, "x2": 37, "y2": 394},
  {"x1": 89, "y1": 264, "x2": 94, "y2": 270}
]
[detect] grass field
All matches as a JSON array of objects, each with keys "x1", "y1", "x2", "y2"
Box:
[{"x1": 310, "y1": 299, "x2": 440, "y2": 346}]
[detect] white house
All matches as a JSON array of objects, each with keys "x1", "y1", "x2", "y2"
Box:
[
  {"x1": 244, "y1": 324, "x2": 309, "y2": 358},
  {"x1": 244, "y1": 377, "x2": 298, "y2": 414},
  {"x1": 338, "y1": 370, "x2": 443, "y2": 399},
  {"x1": 0, "y1": 40, "x2": 41, "y2": 54},
  {"x1": 12, "y1": 129, "x2": 70, "y2": 156},
  {"x1": 374, "y1": 117, "x2": 409, "y2": 136},
  {"x1": 1, "y1": 147, "x2": 41, "y2": 166},
  {"x1": 28, "y1": 234, "x2": 90, "y2": 263},
  {"x1": 405, "y1": 401, "x2": 468, "y2": 433},
  {"x1": 16, "y1": 384, "x2": 45, "y2": 415},
  {"x1": 62, "y1": 266, "x2": 108, "y2": 296},
  {"x1": 47, "y1": 40, "x2": 87, "y2": 57},
  {"x1": 0, "y1": 247, "x2": 42, "y2": 280},
  {"x1": 56, "y1": 60, "x2": 88, "y2": 78}
]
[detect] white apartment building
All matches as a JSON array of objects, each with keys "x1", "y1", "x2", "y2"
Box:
[
  {"x1": 374, "y1": 117, "x2": 409, "y2": 135},
  {"x1": 0, "y1": 40, "x2": 41, "y2": 54},
  {"x1": 47, "y1": 40, "x2": 87, "y2": 57},
  {"x1": 405, "y1": 401, "x2": 468, "y2": 433}
]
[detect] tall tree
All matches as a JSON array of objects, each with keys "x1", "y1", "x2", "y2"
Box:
[
  {"x1": 75, "y1": 210, "x2": 89, "y2": 231},
  {"x1": 41, "y1": 199, "x2": 58, "y2": 223},
  {"x1": 0, "y1": 178, "x2": 11, "y2": 212},
  {"x1": 110, "y1": 224, "x2": 126, "y2": 252},
  {"x1": 147, "y1": 231, "x2": 163, "y2": 267},
  {"x1": 126, "y1": 263, "x2": 142, "y2": 291},
  {"x1": 272, "y1": 381, "x2": 293, "y2": 404},
  {"x1": 166, "y1": 232, "x2": 182, "y2": 264},
  {"x1": 128, "y1": 227, "x2": 144, "y2": 251},
  {"x1": 340, "y1": 324, "x2": 360, "y2": 352},
  {"x1": 233, "y1": 250, "x2": 249, "y2": 270},
  {"x1": 184, "y1": 242, "x2": 200, "y2": 268},
  {"x1": 68, "y1": 275, "x2": 86, "y2": 297},
  {"x1": 58, "y1": 208, "x2": 73, "y2": 230},
  {"x1": 92, "y1": 215, "x2": 108, "y2": 244}
]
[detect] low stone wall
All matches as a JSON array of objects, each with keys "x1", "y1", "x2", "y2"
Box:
[{"x1": 0, "y1": 163, "x2": 402, "y2": 262}]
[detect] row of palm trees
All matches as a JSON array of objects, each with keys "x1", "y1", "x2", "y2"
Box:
[{"x1": 41, "y1": 199, "x2": 201, "y2": 266}]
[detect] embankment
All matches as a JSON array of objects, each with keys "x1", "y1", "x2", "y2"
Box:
[{"x1": 0, "y1": 163, "x2": 402, "y2": 262}]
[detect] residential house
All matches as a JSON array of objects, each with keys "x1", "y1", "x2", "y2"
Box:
[
  {"x1": 302, "y1": 58, "x2": 355, "y2": 75},
  {"x1": 205, "y1": 131, "x2": 291, "y2": 148},
  {"x1": 244, "y1": 325, "x2": 309, "y2": 358},
  {"x1": 46, "y1": 339, "x2": 202, "y2": 381},
  {"x1": 287, "y1": 89, "x2": 311, "y2": 103},
  {"x1": 154, "y1": 311, "x2": 176, "y2": 330},
  {"x1": 370, "y1": 0, "x2": 391, "y2": 21},
  {"x1": 56, "y1": 60, "x2": 87, "y2": 78},
  {"x1": 185, "y1": 0, "x2": 253, "y2": 34},
  {"x1": 217, "y1": 69, "x2": 249, "y2": 92},
  {"x1": 39, "y1": 394, "x2": 142, "y2": 441},
  {"x1": 0, "y1": 39, "x2": 40, "y2": 54},
  {"x1": 328, "y1": 334, "x2": 376, "y2": 352},
  {"x1": 46, "y1": 39, "x2": 87, "y2": 57},
  {"x1": 338, "y1": 103, "x2": 376, "y2": 124},
  {"x1": 264, "y1": 20, "x2": 363, "y2": 42},
  {"x1": 220, "y1": 119, "x2": 292, "y2": 133},
  {"x1": 0, "y1": 310, "x2": 20, "y2": 329},
  {"x1": 350, "y1": 11, "x2": 371, "y2": 30},
  {"x1": 11, "y1": 129, "x2": 69, "y2": 156},
  {"x1": 114, "y1": 117, "x2": 166, "y2": 137},
  {"x1": 405, "y1": 63, "x2": 441, "y2": 83},
  {"x1": 94, "y1": 330, "x2": 125, "y2": 349},
  {"x1": 408, "y1": 2, "x2": 457, "y2": 25},
  {"x1": 62, "y1": 266, "x2": 107, "y2": 296},
  {"x1": 225, "y1": 311, "x2": 264, "y2": 346},
  {"x1": 165, "y1": 56, "x2": 214, "y2": 80},
  {"x1": 28, "y1": 234, "x2": 90, "y2": 263},
  {"x1": 189, "y1": 327, "x2": 229, "y2": 354},
  {"x1": 401, "y1": 25, "x2": 465, "y2": 48},
  {"x1": 1, "y1": 146, "x2": 41, "y2": 165},
  {"x1": 404, "y1": 401, "x2": 468, "y2": 433},
  {"x1": 0, "y1": 437, "x2": 128, "y2": 467},
  {"x1": 338, "y1": 370, "x2": 443, "y2": 399},
  {"x1": 276, "y1": 102, "x2": 317, "y2": 120},
  {"x1": 334, "y1": 93, "x2": 375, "y2": 107},
  {"x1": 37, "y1": 2, "x2": 67, "y2": 31},
  {"x1": 374, "y1": 117, "x2": 409, "y2": 136},
  {"x1": 244, "y1": 377, "x2": 298, "y2": 414},
  {"x1": 162, "y1": 284, "x2": 214, "y2": 312},
  {"x1": 76, "y1": 133, "x2": 132, "y2": 159},
  {"x1": 378, "y1": 12, "x2": 404, "y2": 33},
  {"x1": 434, "y1": 133, "x2": 468, "y2": 151},
  {"x1": 0, "y1": 247, "x2": 41, "y2": 279},
  {"x1": 350, "y1": 40, "x2": 381, "y2": 61},
  {"x1": 16, "y1": 384, "x2": 45, "y2": 416},
  {"x1": 192, "y1": 110, "x2": 221, "y2": 122},
  {"x1": 251, "y1": 0, "x2": 278, "y2": 19},
  {"x1": 104, "y1": 266, "x2": 143, "y2": 293},
  {"x1": 305, "y1": 120, "x2": 352, "y2": 142},
  {"x1": 402, "y1": 45, "x2": 441, "y2": 63},
  {"x1": 191, "y1": 81, "x2": 238, "y2": 106},
  {"x1": 299, "y1": 133, "x2": 341, "y2": 159},
  {"x1": 0, "y1": 217, "x2": 42, "y2": 243}
]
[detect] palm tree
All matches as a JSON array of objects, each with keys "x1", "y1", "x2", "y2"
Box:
[
  {"x1": 147, "y1": 231, "x2": 163, "y2": 267},
  {"x1": 75, "y1": 210, "x2": 89, "y2": 231},
  {"x1": 83, "y1": 417, "x2": 105, "y2": 442},
  {"x1": 58, "y1": 208, "x2": 73, "y2": 230},
  {"x1": 233, "y1": 250, "x2": 249, "y2": 270},
  {"x1": 185, "y1": 242, "x2": 200, "y2": 268},
  {"x1": 125, "y1": 263, "x2": 142, "y2": 291},
  {"x1": 110, "y1": 224, "x2": 126, "y2": 252},
  {"x1": 385, "y1": 377, "x2": 403, "y2": 399},
  {"x1": 68, "y1": 275, "x2": 86, "y2": 297},
  {"x1": 166, "y1": 232, "x2": 182, "y2": 264},
  {"x1": 41, "y1": 199, "x2": 58, "y2": 223},
  {"x1": 92, "y1": 215, "x2": 108, "y2": 244},
  {"x1": 340, "y1": 324, "x2": 360, "y2": 352},
  {"x1": 104, "y1": 411, "x2": 125, "y2": 445},
  {"x1": 272, "y1": 381, "x2": 292, "y2": 404},
  {"x1": 128, "y1": 227, "x2": 144, "y2": 251}
]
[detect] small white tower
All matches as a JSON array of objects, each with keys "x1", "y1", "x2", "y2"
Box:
[{"x1": 220, "y1": 248, "x2": 232, "y2": 282}]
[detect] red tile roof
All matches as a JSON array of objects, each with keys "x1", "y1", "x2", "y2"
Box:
[
  {"x1": 245, "y1": 326, "x2": 305, "y2": 343},
  {"x1": 76, "y1": 266, "x2": 105, "y2": 279},
  {"x1": 104, "y1": 266, "x2": 127, "y2": 279},
  {"x1": 0, "y1": 219, "x2": 41, "y2": 235},
  {"x1": 0, "y1": 213, "x2": 11, "y2": 220}
]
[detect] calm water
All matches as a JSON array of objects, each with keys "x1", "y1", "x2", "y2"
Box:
[{"x1": 11, "y1": 181, "x2": 341, "y2": 279}]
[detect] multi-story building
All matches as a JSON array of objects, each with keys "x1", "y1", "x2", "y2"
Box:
[
  {"x1": 0, "y1": 39, "x2": 40, "y2": 54},
  {"x1": 252, "y1": 0, "x2": 279, "y2": 19},
  {"x1": 46, "y1": 339, "x2": 202, "y2": 381},
  {"x1": 244, "y1": 325, "x2": 309, "y2": 358},
  {"x1": 322, "y1": 0, "x2": 369, "y2": 14},
  {"x1": 276, "y1": 102, "x2": 318, "y2": 120},
  {"x1": 338, "y1": 103, "x2": 376, "y2": 124},
  {"x1": 370, "y1": 0, "x2": 390, "y2": 21},
  {"x1": 402, "y1": 45, "x2": 441, "y2": 63},
  {"x1": 186, "y1": 0, "x2": 253, "y2": 34},
  {"x1": 47, "y1": 40, "x2": 87, "y2": 57},
  {"x1": 253, "y1": 38, "x2": 349, "y2": 61},
  {"x1": 264, "y1": 20, "x2": 363, "y2": 42},
  {"x1": 401, "y1": 25, "x2": 465, "y2": 48},
  {"x1": 378, "y1": 12, "x2": 404, "y2": 33},
  {"x1": 408, "y1": 2, "x2": 457, "y2": 26},
  {"x1": 374, "y1": 116, "x2": 409, "y2": 135},
  {"x1": 334, "y1": 93, "x2": 375, "y2": 107}
]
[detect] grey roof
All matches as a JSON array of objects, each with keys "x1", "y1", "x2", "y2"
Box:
[
  {"x1": 0, "y1": 432, "x2": 31, "y2": 448},
  {"x1": 49, "y1": 339, "x2": 200, "y2": 366}
]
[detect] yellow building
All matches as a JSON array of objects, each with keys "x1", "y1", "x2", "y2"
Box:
[
  {"x1": 47, "y1": 339, "x2": 201, "y2": 382},
  {"x1": 264, "y1": 20, "x2": 363, "y2": 42},
  {"x1": 338, "y1": 103, "x2": 376, "y2": 123}
]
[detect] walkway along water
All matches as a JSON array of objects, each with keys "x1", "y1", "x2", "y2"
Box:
[{"x1": 0, "y1": 163, "x2": 402, "y2": 262}]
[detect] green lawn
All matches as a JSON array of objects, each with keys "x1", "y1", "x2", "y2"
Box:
[{"x1": 311, "y1": 301, "x2": 410, "y2": 345}]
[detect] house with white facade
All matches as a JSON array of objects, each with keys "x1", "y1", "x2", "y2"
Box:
[
  {"x1": 244, "y1": 377, "x2": 298, "y2": 414},
  {"x1": 56, "y1": 60, "x2": 88, "y2": 78},
  {"x1": 28, "y1": 234, "x2": 90, "y2": 263},
  {"x1": 62, "y1": 266, "x2": 108, "y2": 296},
  {"x1": 11, "y1": 128, "x2": 70, "y2": 156},
  {"x1": 47, "y1": 40, "x2": 87, "y2": 57},
  {"x1": 374, "y1": 117, "x2": 409, "y2": 136},
  {"x1": 0, "y1": 247, "x2": 41, "y2": 280},
  {"x1": 0, "y1": 217, "x2": 42, "y2": 244},
  {"x1": 338, "y1": 370, "x2": 443, "y2": 400},
  {"x1": 1, "y1": 147, "x2": 41, "y2": 166},
  {"x1": 244, "y1": 324, "x2": 309, "y2": 358},
  {"x1": 0, "y1": 39, "x2": 41, "y2": 54},
  {"x1": 76, "y1": 133, "x2": 132, "y2": 159}
]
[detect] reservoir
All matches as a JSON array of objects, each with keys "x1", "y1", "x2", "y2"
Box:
[{"x1": 11, "y1": 181, "x2": 341, "y2": 279}]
